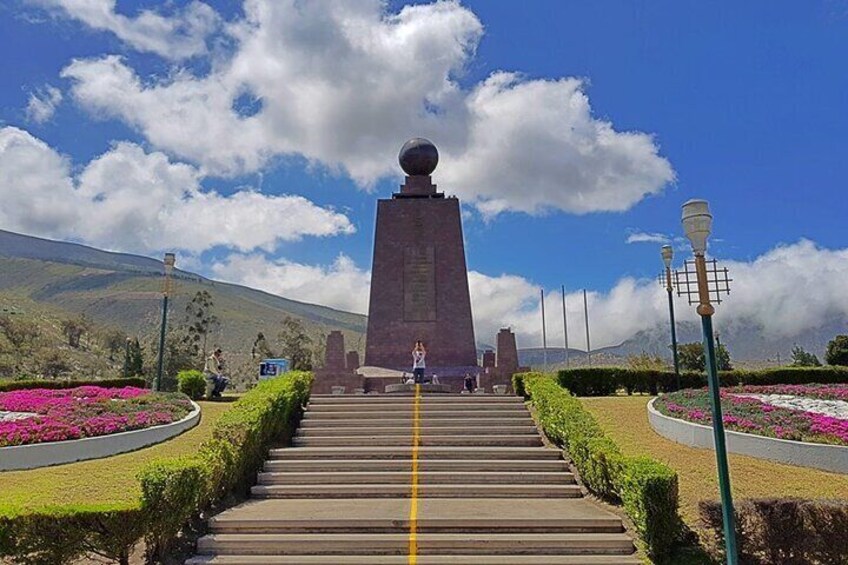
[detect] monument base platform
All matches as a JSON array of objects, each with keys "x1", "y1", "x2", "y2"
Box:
[
  {"x1": 310, "y1": 371, "x2": 365, "y2": 395},
  {"x1": 384, "y1": 383, "x2": 451, "y2": 394}
]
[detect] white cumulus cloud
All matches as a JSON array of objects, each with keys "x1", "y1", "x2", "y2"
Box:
[
  {"x1": 32, "y1": 0, "x2": 219, "y2": 59},
  {"x1": 59, "y1": 0, "x2": 673, "y2": 216},
  {"x1": 211, "y1": 253, "x2": 372, "y2": 314},
  {"x1": 0, "y1": 126, "x2": 354, "y2": 254},
  {"x1": 25, "y1": 85, "x2": 63, "y2": 123}
]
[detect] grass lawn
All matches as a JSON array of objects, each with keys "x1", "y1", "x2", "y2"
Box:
[
  {"x1": 0, "y1": 400, "x2": 234, "y2": 516},
  {"x1": 581, "y1": 396, "x2": 848, "y2": 525}
]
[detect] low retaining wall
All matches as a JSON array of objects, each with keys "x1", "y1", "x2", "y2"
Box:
[
  {"x1": 648, "y1": 398, "x2": 848, "y2": 474},
  {"x1": 0, "y1": 401, "x2": 201, "y2": 471}
]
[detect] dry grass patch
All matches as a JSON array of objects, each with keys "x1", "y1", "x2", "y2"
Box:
[
  {"x1": 581, "y1": 396, "x2": 848, "y2": 525},
  {"x1": 0, "y1": 400, "x2": 233, "y2": 515}
]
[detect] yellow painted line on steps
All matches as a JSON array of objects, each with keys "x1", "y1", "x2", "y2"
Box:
[{"x1": 408, "y1": 383, "x2": 421, "y2": 565}]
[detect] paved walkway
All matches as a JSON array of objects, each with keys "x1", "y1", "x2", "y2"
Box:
[{"x1": 187, "y1": 390, "x2": 638, "y2": 564}]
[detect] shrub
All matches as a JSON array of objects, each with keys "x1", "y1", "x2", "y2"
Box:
[
  {"x1": 519, "y1": 372, "x2": 682, "y2": 560},
  {"x1": 0, "y1": 377, "x2": 146, "y2": 393},
  {"x1": 177, "y1": 370, "x2": 207, "y2": 400},
  {"x1": 0, "y1": 507, "x2": 146, "y2": 565},
  {"x1": 825, "y1": 335, "x2": 848, "y2": 367},
  {"x1": 699, "y1": 498, "x2": 848, "y2": 564}
]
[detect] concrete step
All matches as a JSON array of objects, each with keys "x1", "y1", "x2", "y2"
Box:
[
  {"x1": 296, "y1": 426, "x2": 538, "y2": 437},
  {"x1": 250, "y1": 484, "x2": 583, "y2": 499},
  {"x1": 306, "y1": 403, "x2": 527, "y2": 412},
  {"x1": 300, "y1": 417, "x2": 535, "y2": 428},
  {"x1": 293, "y1": 435, "x2": 543, "y2": 448},
  {"x1": 309, "y1": 395, "x2": 526, "y2": 404},
  {"x1": 187, "y1": 555, "x2": 641, "y2": 564},
  {"x1": 256, "y1": 471, "x2": 575, "y2": 485},
  {"x1": 264, "y1": 459, "x2": 568, "y2": 473},
  {"x1": 303, "y1": 410, "x2": 528, "y2": 420},
  {"x1": 269, "y1": 447, "x2": 562, "y2": 461},
  {"x1": 205, "y1": 499, "x2": 624, "y2": 534},
  {"x1": 196, "y1": 532, "x2": 633, "y2": 555}
]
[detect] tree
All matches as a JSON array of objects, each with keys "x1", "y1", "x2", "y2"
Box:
[
  {"x1": 182, "y1": 291, "x2": 219, "y2": 366},
  {"x1": 790, "y1": 345, "x2": 821, "y2": 367},
  {"x1": 127, "y1": 338, "x2": 144, "y2": 376},
  {"x1": 277, "y1": 317, "x2": 313, "y2": 371},
  {"x1": 251, "y1": 332, "x2": 274, "y2": 360},
  {"x1": 60, "y1": 315, "x2": 91, "y2": 348},
  {"x1": 628, "y1": 352, "x2": 669, "y2": 372},
  {"x1": 678, "y1": 341, "x2": 732, "y2": 372},
  {"x1": 0, "y1": 315, "x2": 40, "y2": 370},
  {"x1": 826, "y1": 335, "x2": 848, "y2": 366},
  {"x1": 39, "y1": 350, "x2": 72, "y2": 379},
  {"x1": 102, "y1": 329, "x2": 128, "y2": 361}
]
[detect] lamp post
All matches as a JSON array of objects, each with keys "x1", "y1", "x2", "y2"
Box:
[
  {"x1": 154, "y1": 253, "x2": 176, "y2": 392},
  {"x1": 661, "y1": 245, "x2": 681, "y2": 388},
  {"x1": 681, "y1": 199, "x2": 738, "y2": 565}
]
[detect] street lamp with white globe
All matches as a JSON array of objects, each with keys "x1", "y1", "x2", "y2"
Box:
[
  {"x1": 681, "y1": 199, "x2": 738, "y2": 565},
  {"x1": 660, "y1": 244, "x2": 680, "y2": 386}
]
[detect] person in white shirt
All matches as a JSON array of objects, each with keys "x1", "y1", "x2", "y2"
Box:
[{"x1": 412, "y1": 341, "x2": 426, "y2": 384}]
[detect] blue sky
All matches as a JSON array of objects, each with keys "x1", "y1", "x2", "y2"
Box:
[{"x1": 1, "y1": 1, "x2": 847, "y2": 348}]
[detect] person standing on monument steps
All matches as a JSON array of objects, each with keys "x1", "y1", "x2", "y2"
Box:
[{"x1": 412, "y1": 341, "x2": 426, "y2": 384}]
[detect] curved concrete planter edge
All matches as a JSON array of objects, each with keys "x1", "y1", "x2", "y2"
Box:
[
  {"x1": 647, "y1": 397, "x2": 847, "y2": 474},
  {"x1": 0, "y1": 401, "x2": 201, "y2": 471}
]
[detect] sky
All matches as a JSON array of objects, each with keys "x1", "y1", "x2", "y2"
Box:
[{"x1": 1, "y1": 0, "x2": 848, "y2": 352}]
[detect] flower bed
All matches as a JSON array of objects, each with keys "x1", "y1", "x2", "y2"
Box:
[
  {"x1": 654, "y1": 385, "x2": 848, "y2": 446},
  {"x1": 0, "y1": 386, "x2": 193, "y2": 447}
]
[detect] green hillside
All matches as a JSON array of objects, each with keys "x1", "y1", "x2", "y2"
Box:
[{"x1": 0, "y1": 230, "x2": 367, "y2": 381}]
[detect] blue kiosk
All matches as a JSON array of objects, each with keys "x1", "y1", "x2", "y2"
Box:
[{"x1": 259, "y1": 358, "x2": 290, "y2": 380}]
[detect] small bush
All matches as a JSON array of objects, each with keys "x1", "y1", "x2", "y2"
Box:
[
  {"x1": 519, "y1": 372, "x2": 682, "y2": 560},
  {"x1": 699, "y1": 498, "x2": 848, "y2": 565},
  {"x1": 0, "y1": 377, "x2": 146, "y2": 393},
  {"x1": 177, "y1": 370, "x2": 207, "y2": 400}
]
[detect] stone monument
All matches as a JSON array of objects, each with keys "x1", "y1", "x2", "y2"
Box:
[
  {"x1": 312, "y1": 330, "x2": 364, "y2": 394},
  {"x1": 364, "y1": 138, "x2": 478, "y2": 388},
  {"x1": 481, "y1": 327, "x2": 529, "y2": 393}
]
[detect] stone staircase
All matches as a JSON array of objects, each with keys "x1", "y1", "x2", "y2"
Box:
[{"x1": 187, "y1": 393, "x2": 639, "y2": 564}]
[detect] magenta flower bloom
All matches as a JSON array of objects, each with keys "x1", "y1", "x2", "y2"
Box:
[{"x1": 0, "y1": 386, "x2": 192, "y2": 447}]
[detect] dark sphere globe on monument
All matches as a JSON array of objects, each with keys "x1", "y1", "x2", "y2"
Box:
[{"x1": 398, "y1": 137, "x2": 438, "y2": 176}]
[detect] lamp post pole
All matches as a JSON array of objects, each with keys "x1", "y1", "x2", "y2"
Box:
[
  {"x1": 154, "y1": 253, "x2": 176, "y2": 392},
  {"x1": 540, "y1": 288, "x2": 548, "y2": 372},
  {"x1": 682, "y1": 200, "x2": 738, "y2": 565},
  {"x1": 661, "y1": 245, "x2": 681, "y2": 389}
]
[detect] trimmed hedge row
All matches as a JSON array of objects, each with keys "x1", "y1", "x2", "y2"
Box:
[
  {"x1": 554, "y1": 366, "x2": 848, "y2": 396},
  {"x1": 0, "y1": 371, "x2": 313, "y2": 564},
  {"x1": 0, "y1": 377, "x2": 147, "y2": 393},
  {"x1": 700, "y1": 498, "x2": 848, "y2": 564},
  {"x1": 515, "y1": 372, "x2": 682, "y2": 561}
]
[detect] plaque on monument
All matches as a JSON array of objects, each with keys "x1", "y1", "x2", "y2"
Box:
[{"x1": 404, "y1": 246, "x2": 436, "y2": 321}]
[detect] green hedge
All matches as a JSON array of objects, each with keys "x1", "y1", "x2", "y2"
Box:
[
  {"x1": 516, "y1": 372, "x2": 682, "y2": 561},
  {"x1": 551, "y1": 366, "x2": 848, "y2": 396},
  {"x1": 0, "y1": 371, "x2": 313, "y2": 564},
  {"x1": 700, "y1": 498, "x2": 848, "y2": 564},
  {"x1": 0, "y1": 377, "x2": 147, "y2": 393}
]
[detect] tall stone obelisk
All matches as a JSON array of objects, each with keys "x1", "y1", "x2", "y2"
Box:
[{"x1": 364, "y1": 139, "x2": 478, "y2": 375}]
